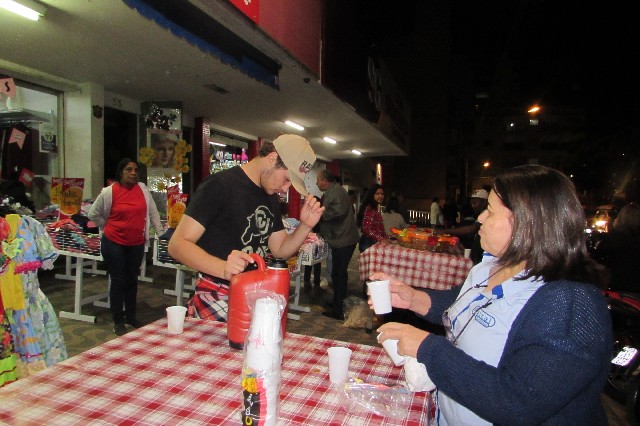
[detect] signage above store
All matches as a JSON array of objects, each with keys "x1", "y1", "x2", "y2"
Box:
[{"x1": 228, "y1": 0, "x2": 259, "y2": 24}]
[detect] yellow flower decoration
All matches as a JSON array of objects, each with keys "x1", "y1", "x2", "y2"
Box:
[
  {"x1": 141, "y1": 138, "x2": 191, "y2": 193},
  {"x1": 172, "y1": 139, "x2": 192, "y2": 173},
  {"x1": 139, "y1": 147, "x2": 156, "y2": 167}
]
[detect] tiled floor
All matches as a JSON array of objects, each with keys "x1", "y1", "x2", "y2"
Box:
[{"x1": 38, "y1": 250, "x2": 633, "y2": 425}]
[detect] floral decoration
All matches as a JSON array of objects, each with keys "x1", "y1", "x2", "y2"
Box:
[
  {"x1": 155, "y1": 172, "x2": 182, "y2": 191},
  {"x1": 138, "y1": 139, "x2": 192, "y2": 174},
  {"x1": 144, "y1": 104, "x2": 177, "y2": 130},
  {"x1": 139, "y1": 139, "x2": 191, "y2": 193}
]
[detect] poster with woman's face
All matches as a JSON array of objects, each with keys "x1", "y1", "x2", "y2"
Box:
[{"x1": 148, "y1": 129, "x2": 181, "y2": 169}]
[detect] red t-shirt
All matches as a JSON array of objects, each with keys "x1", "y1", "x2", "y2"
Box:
[{"x1": 104, "y1": 183, "x2": 146, "y2": 246}]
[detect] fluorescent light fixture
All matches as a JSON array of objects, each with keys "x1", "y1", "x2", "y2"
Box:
[
  {"x1": 323, "y1": 136, "x2": 337, "y2": 144},
  {"x1": 284, "y1": 120, "x2": 304, "y2": 131},
  {"x1": 209, "y1": 141, "x2": 226, "y2": 147},
  {"x1": 351, "y1": 149, "x2": 362, "y2": 155},
  {"x1": 0, "y1": 0, "x2": 46, "y2": 21}
]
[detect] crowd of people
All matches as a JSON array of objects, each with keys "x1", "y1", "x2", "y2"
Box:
[{"x1": 62, "y1": 142, "x2": 636, "y2": 424}]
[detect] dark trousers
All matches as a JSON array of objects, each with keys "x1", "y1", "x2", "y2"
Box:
[
  {"x1": 303, "y1": 263, "x2": 321, "y2": 286},
  {"x1": 330, "y1": 244, "x2": 356, "y2": 318},
  {"x1": 101, "y1": 235, "x2": 145, "y2": 324}
]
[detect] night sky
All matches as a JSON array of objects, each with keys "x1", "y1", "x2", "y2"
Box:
[
  {"x1": 324, "y1": 1, "x2": 639, "y2": 201},
  {"x1": 326, "y1": 0, "x2": 638, "y2": 129}
]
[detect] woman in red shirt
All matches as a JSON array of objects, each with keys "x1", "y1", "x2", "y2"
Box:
[
  {"x1": 89, "y1": 159, "x2": 163, "y2": 335},
  {"x1": 357, "y1": 184, "x2": 391, "y2": 252}
]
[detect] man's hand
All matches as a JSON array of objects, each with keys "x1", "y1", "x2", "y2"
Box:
[
  {"x1": 224, "y1": 250, "x2": 256, "y2": 280},
  {"x1": 299, "y1": 194, "x2": 325, "y2": 228}
]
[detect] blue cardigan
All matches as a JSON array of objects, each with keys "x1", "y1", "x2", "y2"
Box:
[{"x1": 419, "y1": 280, "x2": 612, "y2": 425}]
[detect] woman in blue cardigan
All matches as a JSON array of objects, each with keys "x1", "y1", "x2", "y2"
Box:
[{"x1": 374, "y1": 165, "x2": 611, "y2": 425}]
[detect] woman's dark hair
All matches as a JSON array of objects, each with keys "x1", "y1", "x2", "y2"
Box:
[
  {"x1": 357, "y1": 184, "x2": 383, "y2": 227},
  {"x1": 492, "y1": 165, "x2": 604, "y2": 285},
  {"x1": 115, "y1": 158, "x2": 137, "y2": 181},
  {"x1": 386, "y1": 196, "x2": 400, "y2": 213}
]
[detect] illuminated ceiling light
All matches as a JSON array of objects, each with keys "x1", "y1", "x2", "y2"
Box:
[
  {"x1": 483, "y1": 161, "x2": 490, "y2": 168},
  {"x1": 527, "y1": 106, "x2": 541, "y2": 113},
  {"x1": 209, "y1": 141, "x2": 226, "y2": 147},
  {"x1": 323, "y1": 136, "x2": 337, "y2": 144},
  {"x1": 0, "y1": 0, "x2": 46, "y2": 21},
  {"x1": 284, "y1": 120, "x2": 304, "y2": 131},
  {"x1": 351, "y1": 149, "x2": 362, "y2": 155}
]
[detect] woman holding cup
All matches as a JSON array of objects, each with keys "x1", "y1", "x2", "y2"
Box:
[{"x1": 371, "y1": 165, "x2": 611, "y2": 425}]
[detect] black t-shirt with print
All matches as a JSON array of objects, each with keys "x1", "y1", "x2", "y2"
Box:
[{"x1": 185, "y1": 166, "x2": 284, "y2": 269}]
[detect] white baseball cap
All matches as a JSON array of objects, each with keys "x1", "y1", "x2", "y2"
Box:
[
  {"x1": 471, "y1": 189, "x2": 489, "y2": 199},
  {"x1": 273, "y1": 134, "x2": 316, "y2": 196}
]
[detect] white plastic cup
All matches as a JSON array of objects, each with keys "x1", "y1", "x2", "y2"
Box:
[
  {"x1": 464, "y1": 248, "x2": 471, "y2": 259},
  {"x1": 381, "y1": 338, "x2": 405, "y2": 367},
  {"x1": 327, "y1": 346, "x2": 352, "y2": 384},
  {"x1": 367, "y1": 280, "x2": 392, "y2": 314},
  {"x1": 166, "y1": 306, "x2": 187, "y2": 334}
]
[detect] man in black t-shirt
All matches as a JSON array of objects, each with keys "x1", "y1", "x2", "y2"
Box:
[
  {"x1": 168, "y1": 135, "x2": 324, "y2": 320},
  {"x1": 434, "y1": 189, "x2": 488, "y2": 265}
]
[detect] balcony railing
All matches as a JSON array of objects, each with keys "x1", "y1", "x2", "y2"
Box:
[{"x1": 407, "y1": 209, "x2": 430, "y2": 227}]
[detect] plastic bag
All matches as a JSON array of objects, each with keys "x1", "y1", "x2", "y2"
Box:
[
  {"x1": 342, "y1": 296, "x2": 369, "y2": 329},
  {"x1": 404, "y1": 356, "x2": 436, "y2": 392},
  {"x1": 339, "y1": 377, "x2": 411, "y2": 418}
]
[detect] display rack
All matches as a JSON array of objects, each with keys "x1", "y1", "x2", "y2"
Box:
[
  {"x1": 46, "y1": 226, "x2": 152, "y2": 322},
  {"x1": 152, "y1": 237, "x2": 196, "y2": 306}
]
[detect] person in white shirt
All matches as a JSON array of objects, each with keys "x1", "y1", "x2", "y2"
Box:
[
  {"x1": 382, "y1": 196, "x2": 407, "y2": 235},
  {"x1": 430, "y1": 197, "x2": 443, "y2": 228}
]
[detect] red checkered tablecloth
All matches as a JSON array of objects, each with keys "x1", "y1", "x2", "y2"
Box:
[
  {"x1": 0, "y1": 319, "x2": 431, "y2": 425},
  {"x1": 359, "y1": 242, "x2": 473, "y2": 290}
]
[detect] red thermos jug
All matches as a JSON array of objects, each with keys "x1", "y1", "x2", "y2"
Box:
[{"x1": 227, "y1": 254, "x2": 290, "y2": 349}]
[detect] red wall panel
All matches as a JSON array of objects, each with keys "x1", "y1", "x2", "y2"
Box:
[{"x1": 258, "y1": 0, "x2": 322, "y2": 76}]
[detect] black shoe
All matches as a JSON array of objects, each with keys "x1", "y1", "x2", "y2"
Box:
[
  {"x1": 126, "y1": 319, "x2": 142, "y2": 329},
  {"x1": 324, "y1": 301, "x2": 334, "y2": 309},
  {"x1": 113, "y1": 323, "x2": 127, "y2": 336},
  {"x1": 303, "y1": 283, "x2": 312, "y2": 293}
]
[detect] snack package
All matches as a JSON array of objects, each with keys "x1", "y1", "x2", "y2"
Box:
[
  {"x1": 59, "y1": 178, "x2": 85, "y2": 219},
  {"x1": 168, "y1": 192, "x2": 187, "y2": 228}
]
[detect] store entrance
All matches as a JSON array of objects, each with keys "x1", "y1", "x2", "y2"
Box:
[{"x1": 103, "y1": 107, "x2": 137, "y2": 185}]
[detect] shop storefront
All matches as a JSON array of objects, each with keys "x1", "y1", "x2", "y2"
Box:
[{"x1": 0, "y1": 77, "x2": 62, "y2": 210}]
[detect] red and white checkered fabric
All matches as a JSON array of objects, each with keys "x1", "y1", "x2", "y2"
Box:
[
  {"x1": 359, "y1": 243, "x2": 473, "y2": 290},
  {"x1": 0, "y1": 319, "x2": 430, "y2": 425}
]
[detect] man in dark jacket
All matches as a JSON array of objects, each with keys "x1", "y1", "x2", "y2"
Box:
[{"x1": 316, "y1": 170, "x2": 359, "y2": 320}]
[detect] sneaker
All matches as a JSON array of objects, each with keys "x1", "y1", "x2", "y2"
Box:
[
  {"x1": 125, "y1": 319, "x2": 142, "y2": 329},
  {"x1": 113, "y1": 323, "x2": 127, "y2": 336}
]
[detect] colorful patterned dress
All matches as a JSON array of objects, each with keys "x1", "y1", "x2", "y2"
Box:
[{"x1": 0, "y1": 214, "x2": 67, "y2": 386}]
